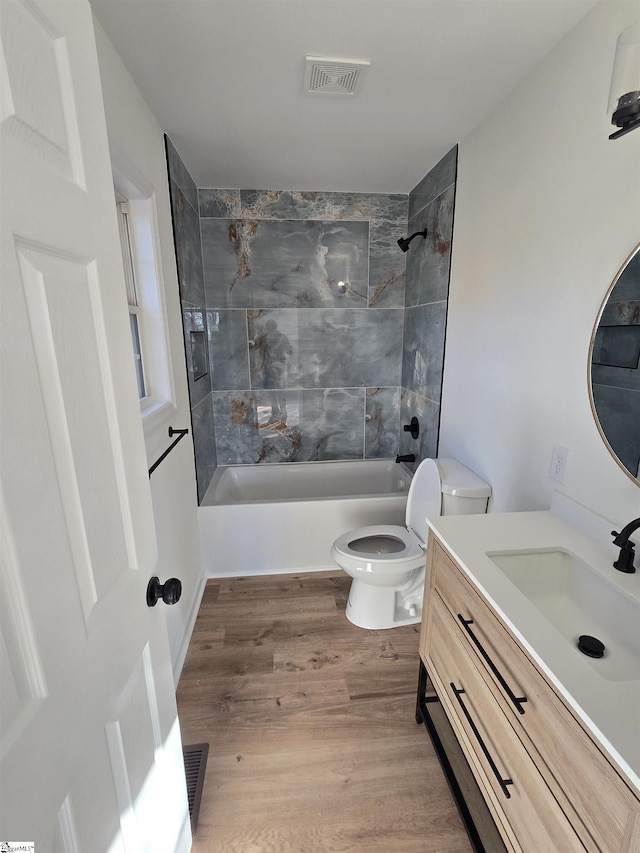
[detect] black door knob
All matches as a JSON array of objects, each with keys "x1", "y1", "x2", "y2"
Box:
[{"x1": 147, "y1": 576, "x2": 182, "y2": 607}]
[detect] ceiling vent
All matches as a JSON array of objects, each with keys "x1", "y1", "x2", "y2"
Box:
[{"x1": 304, "y1": 56, "x2": 370, "y2": 96}]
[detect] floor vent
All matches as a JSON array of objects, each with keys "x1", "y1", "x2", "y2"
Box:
[{"x1": 183, "y1": 742, "x2": 209, "y2": 835}]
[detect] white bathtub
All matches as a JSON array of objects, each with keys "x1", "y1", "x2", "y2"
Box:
[{"x1": 199, "y1": 460, "x2": 411, "y2": 578}]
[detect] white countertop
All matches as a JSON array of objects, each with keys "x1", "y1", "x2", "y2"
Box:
[{"x1": 427, "y1": 509, "x2": 640, "y2": 793}]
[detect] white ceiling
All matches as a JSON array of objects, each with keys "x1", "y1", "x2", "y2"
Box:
[{"x1": 91, "y1": 0, "x2": 598, "y2": 193}]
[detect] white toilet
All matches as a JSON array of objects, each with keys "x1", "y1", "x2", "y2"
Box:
[{"x1": 331, "y1": 458, "x2": 491, "y2": 629}]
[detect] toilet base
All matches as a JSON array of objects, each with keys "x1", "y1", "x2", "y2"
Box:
[{"x1": 345, "y1": 571, "x2": 424, "y2": 630}]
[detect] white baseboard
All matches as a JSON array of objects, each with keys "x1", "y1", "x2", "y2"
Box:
[
  {"x1": 172, "y1": 572, "x2": 207, "y2": 685},
  {"x1": 207, "y1": 563, "x2": 338, "y2": 579}
]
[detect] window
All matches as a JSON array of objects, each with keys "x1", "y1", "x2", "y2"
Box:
[
  {"x1": 113, "y1": 167, "x2": 176, "y2": 436},
  {"x1": 116, "y1": 193, "x2": 147, "y2": 400}
]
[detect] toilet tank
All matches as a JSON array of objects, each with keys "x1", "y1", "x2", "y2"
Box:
[
  {"x1": 406, "y1": 457, "x2": 491, "y2": 546},
  {"x1": 437, "y1": 458, "x2": 492, "y2": 516}
]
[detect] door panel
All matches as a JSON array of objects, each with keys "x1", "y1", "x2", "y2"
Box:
[
  {"x1": 1, "y1": 0, "x2": 84, "y2": 183},
  {"x1": 16, "y1": 243, "x2": 131, "y2": 620}
]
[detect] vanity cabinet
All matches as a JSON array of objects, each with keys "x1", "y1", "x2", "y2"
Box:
[{"x1": 419, "y1": 534, "x2": 640, "y2": 852}]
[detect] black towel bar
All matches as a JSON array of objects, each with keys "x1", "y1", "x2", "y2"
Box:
[{"x1": 148, "y1": 427, "x2": 189, "y2": 477}]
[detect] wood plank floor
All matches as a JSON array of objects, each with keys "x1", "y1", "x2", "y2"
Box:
[{"x1": 176, "y1": 571, "x2": 472, "y2": 853}]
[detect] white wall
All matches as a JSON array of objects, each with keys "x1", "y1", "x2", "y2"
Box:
[
  {"x1": 440, "y1": 0, "x2": 640, "y2": 526},
  {"x1": 93, "y1": 18, "x2": 204, "y2": 683}
]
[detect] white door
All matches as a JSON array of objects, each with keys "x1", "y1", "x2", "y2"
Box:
[{"x1": 0, "y1": 1, "x2": 191, "y2": 850}]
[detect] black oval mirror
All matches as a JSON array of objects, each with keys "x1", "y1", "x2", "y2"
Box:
[{"x1": 589, "y1": 243, "x2": 640, "y2": 484}]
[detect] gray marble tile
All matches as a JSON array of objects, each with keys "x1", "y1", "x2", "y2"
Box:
[
  {"x1": 208, "y1": 309, "x2": 250, "y2": 391},
  {"x1": 592, "y1": 330, "x2": 640, "y2": 387},
  {"x1": 247, "y1": 308, "x2": 403, "y2": 389},
  {"x1": 295, "y1": 388, "x2": 365, "y2": 462},
  {"x1": 202, "y1": 219, "x2": 369, "y2": 309},
  {"x1": 198, "y1": 188, "x2": 242, "y2": 218},
  {"x1": 213, "y1": 388, "x2": 365, "y2": 464},
  {"x1": 196, "y1": 465, "x2": 215, "y2": 504},
  {"x1": 212, "y1": 390, "x2": 260, "y2": 465},
  {"x1": 365, "y1": 387, "x2": 400, "y2": 458},
  {"x1": 247, "y1": 310, "x2": 298, "y2": 390},
  {"x1": 369, "y1": 222, "x2": 406, "y2": 308},
  {"x1": 165, "y1": 136, "x2": 198, "y2": 213},
  {"x1": 592, "y1": 362, "x2": 640, "y2": 393},
  {"x1": 402, "y1": 302, "x2": 447, "y2": 403},
  {"x1": 171, "y1": 180, "x2": 205, "y2": 306},
  {"x1": 600, "y1": 298, "x2": 640, "y2": 326},
  {"x1": 408, "y1": 146, "x2": 457, "y2": 221},
  {"x1": 399, "y1": 389, "x2": 440, "y2": 473},
  {"x1": 191, "y1": 392, "x2": 217, "y2": 476},
  {"x1": 592, "y1": 384, "x2": 640, "y2": 478},
  {"x1": 405, "y1": 184, "x2": 455, "y2": 308},
  {"x1": 239, "y1": 190, "x2": 407, "y2": 223},
  {"x1": 182, "y1": 305, "x2": 211, "y2": 407},
  {"x1": 299, "y1": 309, "x2": 403, "y2": 389},
  {"x1": 592, "y1": 256, "x2": 639, "y2": 392},
  {"x1": 191, "y1": 410, "x2": 217, "y2": 504}
]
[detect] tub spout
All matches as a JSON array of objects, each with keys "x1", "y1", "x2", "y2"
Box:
[{"x1": 395, "y1": 454, "x2": 415, "y2": 464}]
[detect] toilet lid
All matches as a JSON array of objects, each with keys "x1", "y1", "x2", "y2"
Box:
[
  {"x1": 333, "y1": 525, "x2": 423, "y2": 562},
  {"x1": 406, "y1": 458, "x2": 441, "y2": 545}
]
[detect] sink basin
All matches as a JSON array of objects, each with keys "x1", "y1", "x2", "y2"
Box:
[{"x1": 486, "y1": 549, "x2": 640, "y2": 682}]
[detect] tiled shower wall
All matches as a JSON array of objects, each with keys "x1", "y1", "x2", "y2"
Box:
[
  {"x1": 166, "y1": 137, "x2": 217, "y2": 502},
  {"x1": 200, "y1": 189, "x2": 408, "y2": 476},
  {"x1": 166, "y1": 135, "x2": 457, "y2": 500},
  {"x1": 399, "y1": 147, "x2": 457, "y2": 472}
]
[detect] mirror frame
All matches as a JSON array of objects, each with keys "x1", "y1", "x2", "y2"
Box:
[{"x1": 588, "y1": 241, "x2": 640, "y2": 486}]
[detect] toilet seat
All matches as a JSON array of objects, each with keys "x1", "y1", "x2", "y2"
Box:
[{"x1": 332, "y1": 524, "x2": 424, "y2": 564}]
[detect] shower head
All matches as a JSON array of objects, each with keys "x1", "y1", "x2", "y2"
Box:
[{"x1": 397, "y1": 228, "x2": 428, "y2": 252}]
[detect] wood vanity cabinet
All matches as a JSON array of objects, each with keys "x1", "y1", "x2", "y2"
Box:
[{"x1": 419, "y1": 534, "x2": 640, "y2": 852}]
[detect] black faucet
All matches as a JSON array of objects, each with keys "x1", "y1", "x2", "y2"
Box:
[
  {"x1": 396, "y1": 454, "x2": 415, "y2": 464},
  {"x1": 611, "y1": 517, "x2": 640, "y2": 573}
]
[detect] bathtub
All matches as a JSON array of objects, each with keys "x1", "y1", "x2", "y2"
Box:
[{"x1": 199, "y1": 460, "x2": 411, "y2": 578}]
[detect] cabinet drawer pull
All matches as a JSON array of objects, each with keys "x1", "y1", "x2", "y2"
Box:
[
  {"x1": 450, "y1": 682, "x2": 514, "y2": 799},
  {"x1": 457, "y1": 614, "x2": 527, "y2": 715}
]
